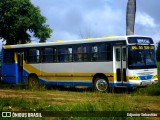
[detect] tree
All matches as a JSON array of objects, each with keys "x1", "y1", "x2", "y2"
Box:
[
  {"x1": 126, "y1": 0, "x2": 136, "y2": 35},
  {"x1": 0, "y1": 0, "x2": 52, "y2": 45},
  {"x1": 156, "y1": 41, "x2": 160, "y2": 61}
]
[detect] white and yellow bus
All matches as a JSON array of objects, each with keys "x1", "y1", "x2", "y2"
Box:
[{"x1": 1, "y1": 35, "x2": 158, "y2": 92}]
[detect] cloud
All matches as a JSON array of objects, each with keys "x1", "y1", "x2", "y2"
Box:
[
  {"x1": 135, "y1": 11, "x2": 160, "y2": 43},
  {"x1": 136, "y1": 12, "x2": 156, "y2": 28},
  {"x1": 50, "y1": 31, "x2": 81, "y2": 41},
  {"x1": 31, "y1": 0, "x2": 127, "y2": 41},
  {"x1": 137, "y1": 0, "x2": 160, "y2": 24},
  {"x1": 82, "y1": 6, "x2": 126, "y2": 37},
  {"x1": 29, "y1": 0, "x2": 160, "y2": 44}
]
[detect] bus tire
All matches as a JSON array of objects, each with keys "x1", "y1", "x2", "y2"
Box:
[
  {"x1": 28, "y1": 75, "x2": 39, "y2": 89},
  {"x1": 93, "y1": 77, "x2": 109, "y2": 92}
]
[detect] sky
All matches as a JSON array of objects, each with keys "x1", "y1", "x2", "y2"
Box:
[
  {"x1": 1, "y1": 0, "x2": 160, "y2": 46},
  {"x1": 29, "y1": 0, "x2": 160, "y2": 44}
]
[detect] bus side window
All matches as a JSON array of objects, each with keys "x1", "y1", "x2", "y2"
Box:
[
  {"x1": 98, "y1": 43, "x2": 113, "y2": 61},
  {"x1": 106, "y1": 44, "x2": 113, "y2": 61},
  {"x1": 64, "y1": 48, "x2": 70, "y2": 62},
  {"x1": 58, "y1": 46, "x2": 72, "y2": 62},
  {"x1": 53, "y1": 48, "x2": 57, "y2": 62},
  {"x1": 73, "y1": 45, "x2": 90, "y2": 62},
  {"x1": 44, "y1": 48, "x2": 53, "y2": 63},
  {"x1": 83, "y1": 45, "x2": 90, "y2": 61},
  {"x1": 57, "y1": 47, "x2": 72, "y2": 62},
  {"x1": 73, "y1": 46, "x2": 82, "y2": 62},
  {"x1": 77, "y1": 47, "x2": 82, "y2": 61},
  {"x1": 99, "y1": 44, "x2": 106, "y2": 61},
  {"x1": 73, "y1": 47, "x2": 77, "y2": 61},
  {"x1": 27, "y1": 49, "x2": 40, "y2": 63},
  {"x1": 67, "y1": 47, "x2": 72, "y2": 62},
  {"x1": 92, "y1": 45, "x2": 98, "y2": 61},
  {"x1": 58, "y1": 48, "x2": 65, "y2": 62}
]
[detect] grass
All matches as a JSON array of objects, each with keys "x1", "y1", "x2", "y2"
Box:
[
  {"x1": 0, "y1": 88, "x2": 159, "y2": 119},
  {"x1": 0, "y1": 89, "x2": 159, "y2": 120}
]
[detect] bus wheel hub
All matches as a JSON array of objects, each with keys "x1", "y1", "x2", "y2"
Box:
[{"x1": 96, "y1": 79, "x2": 108, "y2": 92}]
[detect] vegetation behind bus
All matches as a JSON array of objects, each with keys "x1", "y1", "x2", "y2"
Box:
[
  {"x1": 156, "y1": 41, "x2": 160, "y2": 61},
  {"x1": 0, "y1": 0, "x2": 52, "y2": 44}
]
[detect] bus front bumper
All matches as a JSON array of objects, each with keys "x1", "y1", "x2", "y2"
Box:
[{"x1": 129, "y1": 79, "x2": 158, "y2": 87}]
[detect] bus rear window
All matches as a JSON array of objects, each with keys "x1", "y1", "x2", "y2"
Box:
[{"x1": 4, "y1": 50, "x2": 14, "y2": 64}]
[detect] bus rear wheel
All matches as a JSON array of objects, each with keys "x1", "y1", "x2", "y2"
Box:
[
  {"x1": 28, "y1": 75, "x2": 39, "y2": 89},
  {"x1": 94, "y1": 77, "x2": 109, "y2": 92}
]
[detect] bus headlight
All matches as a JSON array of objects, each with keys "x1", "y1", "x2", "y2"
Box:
[{"x1": 153, "y1": 80, "x2": 158, "y2": 84}]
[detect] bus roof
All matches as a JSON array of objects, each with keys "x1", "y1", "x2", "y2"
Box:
[{"x1": 2, "y1": 35, "x2": 152, "y2": 49}]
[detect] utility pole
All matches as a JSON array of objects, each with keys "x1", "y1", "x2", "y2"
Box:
[{"x1": 126, "y1": 0, "x2": 136, "y2": 35}]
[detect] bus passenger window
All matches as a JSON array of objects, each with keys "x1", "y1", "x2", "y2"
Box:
[
  {"x1": 99, "y1": 44, "x2": 106, "y2": 61},
  {"x1": 53, "y1": 48, "x2": 57, "y2": 62},
  {"x1": 68, "y1": 48, "x2": 72, "y2": 62},
  {"x1": 83, "y1": 46, "x2": 90, "y2": 61},
  {"x1": 58, "y1": 48, "x2": 65, "y2": 62},
  {"x1": 65, "y1": 48, "x2": 72, "y2": 62},
  {"x1": 106, "y1": 44, "x2": 113, "y2": 61},
  {"x1": 27, "y1": 49, "x2": 40, "y2": 63},
  {"x1": 116, "y1": 48, "x2": 120, "y2": 61},
  {"x1": 92, "y1": 46, "x2": 98, "y2": 61},
  {"x1": 73, "y1": 46, "x2": 83, "y2": 62},
  {"x1": 44, "y1": 48, "x2": 53, "y2": 63},
  {"x1": 57, "y1": 47, "x2": 72, "y2": 62},
  {"x1": 73, "y1": 48, "x2": 77, "y2": 61},
  {"x1": 77, "y1": 47, "x2": 82, "y2": 61}
]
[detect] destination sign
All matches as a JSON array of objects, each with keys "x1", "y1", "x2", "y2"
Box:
[
  {"x1": 137, "y1": 39, "x2": 150, "y2": 44},
  {"x1": 131, "y1": 45, "x2": 154, "y2": 50},
  {"x1": 128, "y1": 37, "x2": 153, "y2": 44}
]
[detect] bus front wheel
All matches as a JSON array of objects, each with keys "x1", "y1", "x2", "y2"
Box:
[
  {"x1": 94, "y1": 77, "x2": 109, "y2": 92},
  {"x1": 28, "y1": 75, "x2": 39, "y2": 88}
]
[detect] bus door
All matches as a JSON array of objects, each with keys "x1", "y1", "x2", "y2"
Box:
[
  {"x1": 114, "y1": 46, "x2": 127, "y2": 86},
  {"x1": 17, "y1": 52, "x2": 24, "y2": 84}
]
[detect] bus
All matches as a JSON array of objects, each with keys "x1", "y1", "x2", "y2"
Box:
[{"x1": 1, "y1": 35, "x2": 158, "y2": 92}]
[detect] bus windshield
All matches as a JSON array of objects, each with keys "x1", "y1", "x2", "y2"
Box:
[{"x1": 128, "y1": 45, "x2": 157, "y2": 69}]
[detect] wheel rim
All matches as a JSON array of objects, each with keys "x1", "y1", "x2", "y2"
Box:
[{"x1": 96, "y1": 79, "x2": 108, "y2": 92}]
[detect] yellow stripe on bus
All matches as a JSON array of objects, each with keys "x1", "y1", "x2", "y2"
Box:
[
  {"x1": 4, "y1": 45, "x2": 12, "y2": 49},
  {"x1": 14, "y1": 53, "x2": 18, "y2": 63}
]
